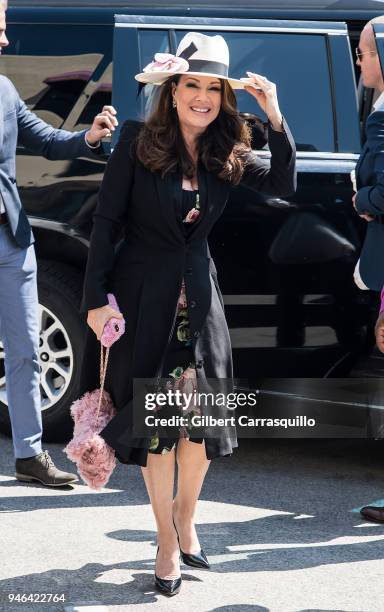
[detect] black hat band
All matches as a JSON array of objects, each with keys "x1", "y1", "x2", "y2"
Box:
[{"x1": 184, "y1": 59, "x2": 229, "y2": 77}]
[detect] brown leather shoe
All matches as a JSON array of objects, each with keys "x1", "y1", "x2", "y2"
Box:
[
  {"x1": 15, "y1": 450, "x2": 78, "y2": 487},
  {"x1": 360, "y1": 505, "x2": 384, "y2": 523}
]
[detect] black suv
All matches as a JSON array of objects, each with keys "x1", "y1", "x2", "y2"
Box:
[{"x1": 0, "y1": 0, "x2": 383, "y2": 440}]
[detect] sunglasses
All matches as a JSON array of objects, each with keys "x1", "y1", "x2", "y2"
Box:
[{"x1": 355, "y1": 47, "x2": 377, "y2": 60}]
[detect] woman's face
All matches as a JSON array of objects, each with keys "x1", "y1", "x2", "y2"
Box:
[{"x1": 172, "y1": 74, "x2": 222, "y2": 132}]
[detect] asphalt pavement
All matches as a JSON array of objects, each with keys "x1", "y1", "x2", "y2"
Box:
[{"x1": 1, "y1": 432, "x2": 384, "y2": 612}]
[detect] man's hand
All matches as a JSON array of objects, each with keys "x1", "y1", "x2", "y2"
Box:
[
  {"x1": 85, "y1": 105, "x2": 118, "y2": 147},
  {"x1": 375, "y1": 312, "x2": 384, "y2": 353},
  {"x1": 352, "y1": 193, "x2": 374, "y2": 222}
]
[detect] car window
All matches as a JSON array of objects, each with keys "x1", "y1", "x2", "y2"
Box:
[
  {"x1": 137, "y1": 30, "x2": 170, "y2": 119},
  {"x1": 173, "y1": 30, "x2": 334, "y2": 152},
  {"x1": 75, "y1": 63, "x2": 113, "y2": 130},
  {"x1": 1, "y1": 23, "x2": 113, "y2": 129}
]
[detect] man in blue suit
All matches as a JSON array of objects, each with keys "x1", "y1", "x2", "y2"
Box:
[
  {"x1": 352, "y1": 16, "x2": 384, "y2": 292},
  {"x1": 0, "y1": 1, "x2": 118, "y2": 486},
  {"x1": 351, "y1": 15, "x2": 384, "y2": 522}
]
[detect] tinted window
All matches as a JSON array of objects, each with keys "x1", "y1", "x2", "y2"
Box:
[
  {"x1": 137, "y1": 30, "x2": 170, "y2": 119},
  {"x1": 76, "y1": 63, "x2": 113, "y2": 129},
  {"x1": 174, "y1": 30, "x2": 334, "y2": 152},
  {"x1": 76, "y1": 88, "x2": 112, "y2": 127},
  {"x1": 34, "y1": 76, "x2": 88, "y2": 124},
  {"x1": 1, "y1": 23, "x2": 113, "y2": 129}
]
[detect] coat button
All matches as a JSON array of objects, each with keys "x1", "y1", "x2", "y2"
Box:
[
  {"x1": 193, "y1": 331, "x2": 200, "y2": 338},
  {"x1": 190, "y1": 300, "x2": 196, "y2": 308},
  {"x1": 196, "y1": 359, "x2": 204, "y2": 369}
]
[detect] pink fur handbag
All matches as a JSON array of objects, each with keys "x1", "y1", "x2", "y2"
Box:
[
  {"x1": 100, "y1": 293, "x2": 125, "y2": 347},
  {"x1": 63, "y1": 294, "x2": 125, "y2": 490}
]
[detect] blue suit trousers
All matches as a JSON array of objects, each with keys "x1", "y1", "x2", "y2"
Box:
[{"x1": 0, "y1": 222, "x2": 42, "y2": 458}]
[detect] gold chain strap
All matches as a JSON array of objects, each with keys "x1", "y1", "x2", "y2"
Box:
[{"x1": 95, "y1": 343, "x2": 110, "y2": 425}]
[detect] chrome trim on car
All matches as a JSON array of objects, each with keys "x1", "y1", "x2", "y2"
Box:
[
  {"x1": 116, "y1": 22, "x2": 347, "y2": 35},
  {"x1": 253, "y1": 151, "x2": 359, "y2": 173},
  {"x1": 223, "y1": 294, "x2": 332, "y2": 305},
  {"x1": 29, "y1": 217, "x2": 90, "y2": 247},
  {"x1": 294, "y1": 159, "x2": 357, "y2": 172},
  {"x1": 254, "y1": 151, "x2": 360, "y2": 160}
]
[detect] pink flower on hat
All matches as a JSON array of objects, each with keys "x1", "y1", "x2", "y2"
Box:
[{"x1": 143, "y1": 53, "x2": 189, "y2": 74}]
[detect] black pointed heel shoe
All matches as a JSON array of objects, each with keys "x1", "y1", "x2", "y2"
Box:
[
  {"x1": 173, "y1": 517, "x2": 211, "y2": 569},
  {"x1": 154, "y1": 546, "x2": 182, "y2": 596}
]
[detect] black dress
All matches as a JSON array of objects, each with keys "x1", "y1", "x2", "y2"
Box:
[{"x1": 148, "y1": 188, "x2": 203, "y2": 454}]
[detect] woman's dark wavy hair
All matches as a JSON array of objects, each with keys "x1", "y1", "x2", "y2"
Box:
[{"x1": 136, "y1": 75, "x2": 252, "y2": 185}]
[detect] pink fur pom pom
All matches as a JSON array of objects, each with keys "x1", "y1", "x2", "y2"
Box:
[{"x1": 63, "y1": 388, "x2": 117, "y2": 490}]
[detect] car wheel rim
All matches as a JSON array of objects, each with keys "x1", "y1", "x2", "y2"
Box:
[{"x1": 0, "y1": 304, "x2": 74, "y2": 412}]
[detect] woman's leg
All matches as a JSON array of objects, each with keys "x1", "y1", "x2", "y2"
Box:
[
  {"x1": 141, "y1": 448, "x2": 180, "y2": 579},
  {"x1": 173, "y1": 438, "x2": 211, "y2": 553}
]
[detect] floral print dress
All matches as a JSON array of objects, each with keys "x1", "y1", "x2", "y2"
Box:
[{"x1": 148, "y1": 189, "x2": 203, "y2": 454}]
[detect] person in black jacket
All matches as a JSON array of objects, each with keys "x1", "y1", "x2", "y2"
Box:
[{"x1": 81, "y1": 32, "x2": 296, "y2": 596}]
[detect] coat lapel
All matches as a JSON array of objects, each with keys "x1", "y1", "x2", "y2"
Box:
[
  {"x1": 183, "y1": 163, "x2": 208, "y2": 239},
  {"x1": 355, "y1": 142, "x2": 368, "y2": 189},
  {"x1": 155, "y1": 170, "x2": 185, "y2": 244},
  {"x1": 154, "y1": 164, "x2": 230, "y2": 243},
  {"x1": 186, "y1": 164, "x2": 229, "y2": 241}
]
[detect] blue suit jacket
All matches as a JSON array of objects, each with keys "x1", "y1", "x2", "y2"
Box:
[
  {"x1": 0, "y1": 75, "x2": 102, "y2": 248},
  {"x1": 355, "y1": 110, "x2": 384, "y2": 291}
]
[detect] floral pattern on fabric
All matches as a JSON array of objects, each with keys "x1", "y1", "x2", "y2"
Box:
[{"x1": 148, "y1": 192, "x2": 202, "y2": 454}]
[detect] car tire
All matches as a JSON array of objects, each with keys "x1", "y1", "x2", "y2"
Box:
[{"x1": 0, "y1": 260, "x2": 86, "y2": 443}]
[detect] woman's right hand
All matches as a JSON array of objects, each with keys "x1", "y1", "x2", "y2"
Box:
[
  {"x1": 87, "y1": 305, "x2": 123, "y2": 341},
  {"x1": 241, "y1": 72, "x2": 282, "y2": 130}
]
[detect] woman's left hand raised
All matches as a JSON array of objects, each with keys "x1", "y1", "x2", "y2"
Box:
[{"x1": 241, "y1": 72, "x2": 283, "y2": 131}]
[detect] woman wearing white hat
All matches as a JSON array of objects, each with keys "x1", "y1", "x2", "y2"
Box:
[{"x1": 81, "y1": 31, "x2": 296, "y2": 596}]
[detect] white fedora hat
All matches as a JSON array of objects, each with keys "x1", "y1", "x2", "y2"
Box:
[{"x1": 135, "y1": 31, "x2": 246, "y2": 89}]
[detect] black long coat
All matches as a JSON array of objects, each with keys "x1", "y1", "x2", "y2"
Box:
[{"x1": 79, "y1": 118, "x2": 296, "y2": 467}]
